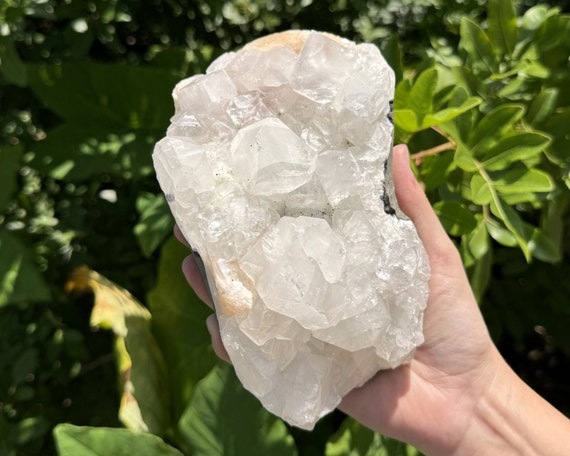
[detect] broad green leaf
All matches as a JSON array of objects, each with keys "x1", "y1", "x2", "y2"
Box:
[
  {"x1": 394, "y1": 109, "x2": 418, "y2": 133},
  {"x1": 486, "y1": 218, "x2": 518, "y2": 247},
  {"x1": 65, "y1": 267, "x2": 170, "y2": 435},
  {"x1": 408, "y1": 68, "x2": 438, "y2": 125},
  {"x1": 494, "y1": 168, "x2": 554, "y2": 195},
  {"x1": 481, "y1": 132, "x2": 551, "y2": 170},
  {"x1": 451, "y1": 66, "x2": 487, "y2": 98},
  {"x1": 419, "y1": 150, "x2": 455, "y2": 191},
  {"x1": 434, "y1": 201, "x2": 477, "y2": 236},
  {"x1": 30, "y1": 125, "x2": 158, "y2": 181},
  {"x1": 178, "y1": 363, "x2": 297, "y2": 456},
  {"x1": 134, "y1": 193, "x2": 174, "y2": 258},
  {"x1": 53, "y1": 424, "x2": 183, "y2": 456},
  {"x1": 0, "y1": 37, "x2": 28, "y2": 86},
  {"x1": 380, "y1": 34, "x2": 403, "y2": 83},
  {"x1": 459, "y1": 17, "x2": 499, "y2": 74},
  {"x1": 543, "y1": 109, "x2": 570, "y2": 165},
  {"x1": 0, "y1": 145, "x2": 22, "y2": 212},
  {"x1": 454, "y1": 144, "x2": 478, "y2": 172},
  {"x1": 0, "y1": 229, "x2": 51, "y2": 307},
  {"x1": 466, "y1": 217, "x2": 490, "y2": 261},
  {"x1": 467, "y1": 248, "x2": 493, "y2": 303},
  {"x1": 420, "y1": 96, "x2": 481, "y2": 129},
  {"x1": 470, "y1": 174, "x2": 492, "y2": 205},
  {"x1": 487, "y1": 0, "x2": 517, "y2": 56},
  {"x1": 528, "y1": 227, "x2": 561, "y2": 263},
  {"x1": 468, "y1": 104, "x2": 525, "y2": 151},
  {"x1": 28, "y1": 63, "x2": 178, "y2": 129},
  {"x1": 147, "y1": 236, "x2": 216, "y2": 421},
  {"x1": 489, "y1": 195, "x2": 531, "y2": 260},
  {"x1": 325, "y1": 417, "x2": 419, "y2": 456},
  {"x1": 394, "y1": 79, "x2": 412, "y2": 110},
  {"x1": 527, "y1": 88, "x2": 559, "y2": 127}
]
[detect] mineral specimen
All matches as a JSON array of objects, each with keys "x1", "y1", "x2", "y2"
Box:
[{"x1": 153, "y1": 30, "x2": 430, "y2": 430}]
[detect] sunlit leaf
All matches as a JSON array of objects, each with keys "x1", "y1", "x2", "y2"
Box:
[
  {"x1": 178, "y1": 363, "x2": 297, "y2": 456},
  {"x1": 527, "y1": 88, "x2": 559, "y2": 127},
  {"x1": 481, "y1": 132, "x2": 551, "y2": 170},
  {"x1": 459, "y1": 17, "x2": 499, "y2": 74},
  {"x1": 494, "y1": 168, "x2": 554, "y2": 195},
  {"x1": 66, "y1": 267, "x2": 169, "y2": 435},
  {"x1": 325, "y1": 417, "x2": 420, "y2": 456},
  {"x1": 468, "y1": 104, "x2": 525, "y2": 151},
  {"x1": 0, "y1": 229, "x2": 51, "y2": 307},
  {"x1": 487, "y1": 0, "x2": 517, "y2": 56},
  {"x1": 134, "y1": 193, "x2": 174, "y2": 258},
  {"x1": 470, "y1": 174, "x2": 492, "y2": 205},
  {"x1": 489, "y1": 196, "x2": 531, "y2": 260},
  {"x1": 434, "y1": 201, "x2": 477, "y2": 236},
  {"x1": 147, "y1": 236, "x2": 216, "y2": 421},
  {"x1": 53, "y1": 424, "x2": 183, "y2": 456}
]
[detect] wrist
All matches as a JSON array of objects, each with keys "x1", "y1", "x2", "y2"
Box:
[{"x1": 454, "y1": 349, "x2": 569, "y2": 456}]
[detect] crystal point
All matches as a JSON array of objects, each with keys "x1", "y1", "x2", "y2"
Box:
[{"x1": 153, "y1": 30, "x2": 430, "y2": 430}]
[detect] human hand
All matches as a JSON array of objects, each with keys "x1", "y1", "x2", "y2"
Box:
[{"x1": 176, "y1": 144, "x2": 570, "y2": 455}]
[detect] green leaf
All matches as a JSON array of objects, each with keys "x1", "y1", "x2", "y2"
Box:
[
  {"x1": 434, "y1": 201, "x2": 477, "y2": 236},
  {"x1": 380, "y1": 34, "x2": 403, "y2": 83},
  {"x1": 147, "y1": 236, "x2": 216, "y2": 421},
  {"x1": 53, "y1": 424, "x2": 183, "y2": 456},
  {"x1": 454, "y1": 144, "x2": 478, "y2": 172},
  {"x1": 30, "y1": 125, "x2": 158, "y2": 181},
  {"x1": 325, "y1": 417, "x2": 419, "y2": 456},
  {"x1": 494, "y1": 168, "x2": 554, "y2": 195},
  {"x1": 0, "y1": 229, "x2": 51, "y2": 307},
  {"x1": 481, "y1": 132, "x2": 551, "y2": 170},
  {"x1": 489, "y1": 196, "x2": 531, "y2": 261},
  {"x1": 468, "y1": 104, "x2": 525, "y2": 151},
  {"x1": 543, "y1": 109, "x2": 570, "y2": 165},
  {"x1": 527, "y1": 88, "x2": 559, "y2": 127},
  {"x1": 134, "y1": 193, "x2": 174, "y2": 258},
  {"x1": 467, "y1": 247, "x2": 493, "y2": 303},
  {"x1": 28, "y1": 63, "x2": 178, "y2": 129},
  {"x1": 528, "y1": 227, "x2": 561, "y2": 263},
  {"x1": 487, "y1": 0, "x2": 517, "y2": 56},
  {"x1": 0, "y1": 145, "x2": 22, "y2": 212},
  {"x1": 394, "y1": 109, "x2": 417, "y2": 133},
  {"x1": 470, "y1": 174, "x2": 492, "y2": 205},
  {"x1": 467, "y1": 217, "x2": 490, "y2": 261},
  {"x1": 419, "y1": 150, "x2": 454, "y2": 191},
  {"x1": 0, "y1": 37, "x2": 28, "y2": 86},
  {"x1": 421, "y1": 96, "x2": 481, "y2": 129},
  {"x1": 178, "y1": 363, "x2": 297, "y2": 456},
  {"x1": 66, "y1": 267, "x2": 170, "y2": 435},
  {"x1": 486, "y1": 218, "x2": 518, "y2": 247},
  {"x1": 459, "y1": 17, "x2": 499, "y2": 74},
  {"x1": 408, "y1": 68, "x2": 438, "y2": 124}
]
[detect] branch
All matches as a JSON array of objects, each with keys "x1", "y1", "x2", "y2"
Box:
[{"x1": 411, "y1": 141, "x2": 455, "y2": 165}]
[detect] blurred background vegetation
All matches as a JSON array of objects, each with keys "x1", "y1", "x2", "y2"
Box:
[{"x1": 1, "y1": 0, "x2": 569, "y2": 454}]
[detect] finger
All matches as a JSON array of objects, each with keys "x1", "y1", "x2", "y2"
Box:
[
  {"x1": 206, "y1": 314, "x2": 231, "y2": 363},
  {"x1": 182, "y1": 255, "x2": 214, "y2": 308},
  {"x1": 392, "y1": 144, "x2": 456, "y2": 260},
  {"x1": 174, "y1": 225, "x2": 190, "y2": 247}
]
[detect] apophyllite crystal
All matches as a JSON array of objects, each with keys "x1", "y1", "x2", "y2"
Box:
[{"x1": 153, "y1": 30, "x2": 430, "y2": 430}]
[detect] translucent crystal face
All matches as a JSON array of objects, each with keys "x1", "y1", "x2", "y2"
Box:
[{"x1": 153, "y1": 30, "x2": 430, "y2": 430}]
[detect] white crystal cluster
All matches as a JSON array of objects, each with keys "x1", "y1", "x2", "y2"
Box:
[{"x1": 153, "y1": 30, "x2": 430, "y2": 430}]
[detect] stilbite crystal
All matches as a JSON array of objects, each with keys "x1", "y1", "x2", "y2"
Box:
[{"x1": 153, "y1": 30, "x2": 430, "y2": 430}]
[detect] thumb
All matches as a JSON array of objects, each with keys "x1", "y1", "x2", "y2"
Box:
[{"x1": 391, "y1": 145, "x2": 455, "y2": 260}]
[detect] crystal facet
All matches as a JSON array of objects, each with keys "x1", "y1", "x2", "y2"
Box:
[{"x1": 153, "y1": 30, "x2": 430, "y2": 430}]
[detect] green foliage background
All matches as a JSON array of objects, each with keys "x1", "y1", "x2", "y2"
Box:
[{"x1": 1, "y1": 0, "x2": 569, "y2": 454}]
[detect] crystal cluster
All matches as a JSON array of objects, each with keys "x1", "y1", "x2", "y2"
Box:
[{"x1": 153, "y1": 30, "x2": 430, "y2": 430}]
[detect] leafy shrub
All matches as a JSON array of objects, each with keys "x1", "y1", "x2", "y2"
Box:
[{"x1": 0, "y1": 0, "x2": 568, "y2": 454}]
